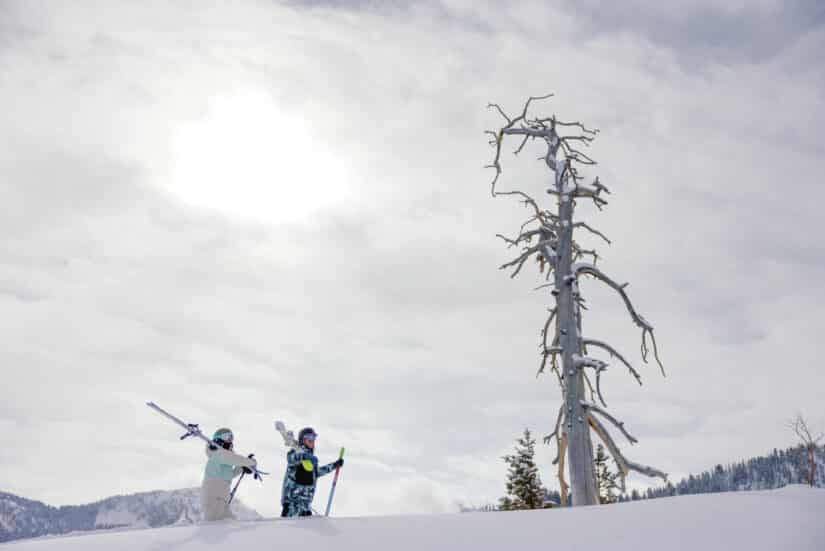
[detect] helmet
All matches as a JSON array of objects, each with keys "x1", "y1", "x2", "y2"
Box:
[
  {"x1": 297, "y1": 427, "x2": 317, "y2": 445},
  {"x1": 213, "y1": 428, "x2": 234, "y2": 449}
]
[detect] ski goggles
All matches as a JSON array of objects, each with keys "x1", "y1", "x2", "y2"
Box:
[
  {"x1": 215, "y1": 432, "x2": 233, "y2": 442},
  {"x1": 303, "y1": 434, "x2": 317, "y2": 442}
]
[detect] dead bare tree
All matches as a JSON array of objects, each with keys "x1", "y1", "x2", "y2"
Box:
[
  {"x1": 788, "y1": 414, "x2": 824, "y2": 487},
  {"x1": 486, "y1": 94, "x2": 668, "y2": 506}
]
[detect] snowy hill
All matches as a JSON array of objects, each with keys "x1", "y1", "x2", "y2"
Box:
[
  {"x1": 4, "y1": 486, "x2": 823, "y2": 551},
  {"x1": 0, "y1": 489, "x2": 259, "y2": 543}
]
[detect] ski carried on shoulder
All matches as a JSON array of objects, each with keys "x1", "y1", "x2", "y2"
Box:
[
  {"x1": 146, "y1": 401, "x2": 269, "y2": 479},
  {"x1": 274, "y1": 420, "x2": 301, "y2": 451}
]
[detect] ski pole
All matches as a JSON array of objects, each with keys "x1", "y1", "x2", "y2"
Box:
[
  {"x1": 228, "y1": 453, "x2": 257, "y2": 505},
  {"x1": 228, "y1": 472, "x2": 245, "y2": 505},
  {"x1": 324, "y1": 447, "x2": 345, "y2": 517}
]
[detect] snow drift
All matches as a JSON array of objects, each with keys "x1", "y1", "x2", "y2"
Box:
[{"x1": 4, "y1": 485, "x2": 823, "y2": 550}]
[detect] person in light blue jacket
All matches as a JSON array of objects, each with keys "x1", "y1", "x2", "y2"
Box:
[{"x1": 201, "y1": 427, "x2": 257, "y2": 521}]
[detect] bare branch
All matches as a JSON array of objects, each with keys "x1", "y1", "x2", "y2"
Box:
[
  {"x1": 496, "y1": 228, "x2": 543, "y2": 249},
  {"x1": 486, "y1": 96, "x2": 556, "y2": 196},
  {"x1": 500, "y1": 240, "x2": 556, "y2": 278},
  {"x1": 591, "y1": 176, "x2": 610, "y2": 195},
  {"x1": 573, "y1": 246, "x2": 600, "y2": 264},
  {"x1": 538, "y1": 308, "x2": 559, "y2": 379},
  {"x1": 580, "y1": 400, "x2": 638, "y2": 444},
  {"x1": 495, "y1": 189, "x2": 542, "y2": 215},
  {"x1": 514, "y1": 94, "x2": 554, "y2": 124},
  {"x1": 583, "y1": 370, "x2": 598, "y2": 406},
  {"x1": 573, "y1": 354, "x2": 608, "y2": 372},
  {"x1": 487, "y1": 103, "x2": 512, "y2": 125},
  {"x1": 571, "y1": 184, "x2": 609, "y2": 207},
  {"x1": 587, "y1": 414, "x2": 628, "y2": 491},
  {"x1": 544, "y1": 403, "x2": 565, "y2": 446},
  {"x1": 561, "y1": 141, "x2": 598, "y2": 166},
  {"x1": 558, "y1": 434, "x2": 569, "y2": 505},
  {"x1": 643, "y1": 329, "x2": 665, "y2": 376},
  {"x1": 595, "y1": 367, "x2": 607, "y2": 408},
  {"x1": 573, "y1": 221, "x2": 611, "y2": 244},
  {"x1": 582, "y1": 338, "x2": 642, "y2": 385},
  {"x1": 553, "y1": 119, "x2": 599, "y2": 135},
  {"x1": 573, "y1": 346, "x2": 610, "y2": 406},
  {"x1": 573, "y1": 262, "x2": 665, "y2": 375},
  {"x1": 788, "y1": 414, "x2": 825, "y2": 447},
  {"x1": 485, "y1": 131, "x2": 505, "y2": 196},
  {"x1": 513, "y1": 133, "x2": 531, "y2": 155},
  {"x1": 588, "y1": 415, "x2": 668, "y2": 488}
]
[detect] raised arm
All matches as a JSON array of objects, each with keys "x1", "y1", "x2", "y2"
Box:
[{"x1": 212, "y1": 447, "x2": 257, "y2": 469}]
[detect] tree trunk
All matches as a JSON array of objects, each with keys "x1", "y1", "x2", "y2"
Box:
[
  {"x1": 556, "y1": 162, "x2": 598, "y2": 506},
  {"x1": 809, "y1": 447, "x2": 815, "y2": 487}
]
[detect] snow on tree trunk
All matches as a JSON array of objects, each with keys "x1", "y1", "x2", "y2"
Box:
[{"x1": 555, "y1": 173, "x2": 598, "y2": 506}]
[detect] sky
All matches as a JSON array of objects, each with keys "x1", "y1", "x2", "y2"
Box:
[{"x1": 1, "y1": 0, "x2": 824, "y2": 517}]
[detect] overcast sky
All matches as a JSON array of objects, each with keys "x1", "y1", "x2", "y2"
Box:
[{"x1": 1, "y1": 0, "x2": 824, "y2": 518}]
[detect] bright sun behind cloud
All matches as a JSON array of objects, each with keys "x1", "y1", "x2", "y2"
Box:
[{"x1": 168, "y1": 89, "x2": 351, "y2": 225}]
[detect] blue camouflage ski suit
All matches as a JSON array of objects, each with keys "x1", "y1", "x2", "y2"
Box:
[{"x1": 280, "y1": 445, "x2": 337, "y2": 517}]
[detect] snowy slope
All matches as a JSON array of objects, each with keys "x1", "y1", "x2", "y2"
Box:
[
  {"x1": 4, "y1": 486, "x2": 823, "y2": 550},
  {"x1": 0, "y1": 489, "x2": 259, "y2": 543}
]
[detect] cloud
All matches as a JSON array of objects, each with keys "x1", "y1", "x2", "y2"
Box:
[
  {"x1": 0, "y1": 0, "x2": 823, "y2": 517},
  {"x1": 558, "y1": 0, "x2": 825, "y2": 66}
]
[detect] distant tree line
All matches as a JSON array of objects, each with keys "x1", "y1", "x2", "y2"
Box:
[
  {"x1": 461, "y1": 435, "x2": 824, "y2": 512},
  {"x1": 621, "y1": 444, "x2": 825, "y2": 502}
]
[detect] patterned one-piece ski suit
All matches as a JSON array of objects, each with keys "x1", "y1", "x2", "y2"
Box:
[{"x1": 280, "y1": 445, "x2": 337, "y2": 517}]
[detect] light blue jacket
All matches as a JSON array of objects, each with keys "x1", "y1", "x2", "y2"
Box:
[
  {"x1": 204, "y1": 447, "x2": 249, "y2": 481},
  {"x1": 201, "y1": 446, "x2": 257, "y2": 521}
]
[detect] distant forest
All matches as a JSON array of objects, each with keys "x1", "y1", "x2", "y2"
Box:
[
  {"x1": 621, "y1": 444, "x2": 825, "y2": 501},
  {"x1": 463, "y1": 443, "x2": 825, "y2": 512}
]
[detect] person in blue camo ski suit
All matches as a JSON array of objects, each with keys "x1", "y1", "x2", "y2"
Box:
[{"x1": 280, "y1": 427, "x2": 344, "y2": 517}]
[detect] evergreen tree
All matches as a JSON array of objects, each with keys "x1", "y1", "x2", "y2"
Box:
[
  {"x1": 499, "y1": 429, "x2": 546, "y2": 510},
  {"x1": 594, "y1": 444, "x2": 620, "y2": 504}
]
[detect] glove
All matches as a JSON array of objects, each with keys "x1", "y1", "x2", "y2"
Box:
[
  {"x1": 242, "y1": 466, "x2": 254, "y2": 474},
  {"x1": 333, "y1": 458, "x2": 344, "y2": 469}
]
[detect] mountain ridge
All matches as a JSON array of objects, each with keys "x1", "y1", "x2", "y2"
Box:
[{"x1": 0, "y1": 487, "x2": 260, "y2": 543}]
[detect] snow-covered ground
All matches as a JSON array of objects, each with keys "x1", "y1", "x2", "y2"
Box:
[{"x1": 4, "y1": 485, "x2": 823, "y2": 550}]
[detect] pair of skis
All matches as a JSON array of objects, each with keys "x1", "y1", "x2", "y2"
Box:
[
  {"x1": 274, "y1": 420, "x2": 346, "y2": 517},
  {"x1": 146, "y1": 402, "x2": 268, "y2": 505}
]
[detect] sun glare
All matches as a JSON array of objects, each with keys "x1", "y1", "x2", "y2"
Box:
[{"x1": 169, "y1": 90, "x2": 350, "y2": 225}]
